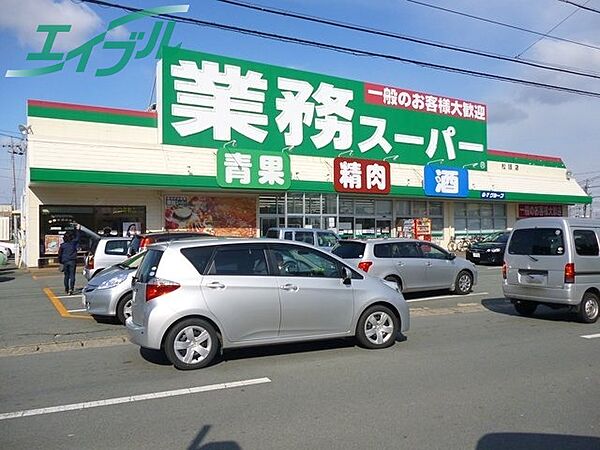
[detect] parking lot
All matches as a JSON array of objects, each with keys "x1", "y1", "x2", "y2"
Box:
[{"x1": 1, "y1": 262, "x2": 599, "y2": 449}]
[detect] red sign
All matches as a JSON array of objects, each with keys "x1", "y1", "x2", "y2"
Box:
[
  {"x1": 364, "y1": 82, "x2": 486, "y2": 121},
  {"x1": 518, "y1": 204, "x2": 563, "y2": 218},
  {"x1": 333, "y1": 158, "x2": 390, "y2": 194}
]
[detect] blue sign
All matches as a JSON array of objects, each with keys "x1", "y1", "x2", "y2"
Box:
[
  {"x1": 424, "y1": 165, "x2": 469, "y2": 198},
  {"x1": 480, "y1": 191, "x2": 505, "y2": 200}
]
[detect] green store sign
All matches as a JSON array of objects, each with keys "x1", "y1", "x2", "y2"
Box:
[
  {"x1": 216, "y1": 147, "x2": 291, "y2": 190},
  {"x1": 160, "y1": 47, "x2": 488, "y2": 170}
]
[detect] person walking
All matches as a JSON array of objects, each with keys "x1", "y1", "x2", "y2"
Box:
[{"x1": 58, "y1": 224, "x2": 81, "y2": 295}]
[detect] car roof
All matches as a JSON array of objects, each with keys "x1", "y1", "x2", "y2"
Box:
[
  {"x1": 141, "y1": 231, "x2": 212, "y2": 238},
  {"x1": 267, "y1": 227, "x2": 337, "y2": 233},
  {"x1": 339, "y1": 238, "x2": 423, "y2": 245},
  {"x1": 150, "y1": 237, "x2": 324, "y2": 251},
  {"x1": 97, "y1": 236, "x2": 131, "y2": 241}
]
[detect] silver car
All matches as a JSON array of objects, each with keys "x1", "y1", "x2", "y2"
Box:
[
  {"x1": 83, "y1": 251, "x2": 145, "y2": 324},
  {"x1": 83, "y1": 237, "x2": 132, "y2": 280},
  {"x1": 126, "y1": 238, "x2": 409, "y2": 370},
  {"x1": 332, "y1": 238, "x2": 477, "y2": 295}
]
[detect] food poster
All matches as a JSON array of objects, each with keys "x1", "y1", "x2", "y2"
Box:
[
  {"x1": 164, "y1": 195, "x2": 256, "y2": 237},
  {"x1": 44, "y1": 235, "x2": 63, "y2": 254}
]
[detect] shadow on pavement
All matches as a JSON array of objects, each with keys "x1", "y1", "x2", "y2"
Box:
[
  {"x1": 481, "y1": 298, "x2": 580, "y2": 323},
  {"x1": 140, "y1": 347, "x2": 171, "y2": 366},
  {"x1": 476, "y1": 432, "x2": 600, "y2": 450},
  {"x1": 141, "y1": 333, "x2": 406, "y2": 368},
  {"x1": 188, "y1": 425, "x2": 241, "y2": 450},
  {"x1": 221, "y1": 337, "x2": 356, "y2": 363},
  {"x1": 92, "y1": 315, "x2": 122, "y2": 325},
  {"x1": 0, "y1": 276, "x2": 15, "y2": 283}
]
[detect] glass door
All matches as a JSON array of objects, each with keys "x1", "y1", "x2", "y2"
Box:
[{"x1": 376, "y1": 220, "x2": 391, "y2": 238}]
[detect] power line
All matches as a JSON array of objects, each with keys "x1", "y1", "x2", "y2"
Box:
[
  {"x1": 515, "y1": 0, "x2": 589, "y2": 58},
  {"x1": 559, "y1": 0, "x2": 600, "y2": 14},
  {"x1": 406, "y1": 0, "x2": 600, "y2": 53},
  {"x1": 80, "y1": 0, "x2": 600, "y2": 99},
  {"x1": 219, "y1": 0, "x2": 600, "y2": 81}
]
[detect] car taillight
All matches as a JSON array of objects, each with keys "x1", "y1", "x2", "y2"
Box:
[
  {"x1": 502, "y1": 261, "x2": 507, "y2": 279},
  {"x1": 139, "y1": 237, "x2": 151, "y2": 250},
  {"x1": 86, "y1": 254, "x2": 94, "y2": 270},
  {"x1": 564, "y1": 263, "x2": 575, "y2": 284},
  {"x1": 146, "y1": 278, "x2": 180, "y2": 302},
  {"x1": 358, "y1": 261, "x2": 373, "y2": 273}
]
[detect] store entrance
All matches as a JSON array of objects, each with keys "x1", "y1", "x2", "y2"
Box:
[{"x1": 376, "y1": 220, "x2": 392, "y2": 238}]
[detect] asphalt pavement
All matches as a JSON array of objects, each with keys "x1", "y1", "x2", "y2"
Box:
[{"x1": 1, "y1": 262, "x2": 599, "y2": 449}]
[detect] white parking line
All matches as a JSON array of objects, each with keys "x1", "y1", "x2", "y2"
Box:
[
  {"x1": 581, "y1": 333, "x2": 600, "y2": 339},
  {"x1": 406, "y1": 292, "x2": 489, "y2": 303},
  {"x1": 0, "y1": 377, "x2": 271, "y2": 421},
  {"x1": 67, "y1": 308, "x2": 87, "y2": 313},
  {"x1": 56, "y1": 295, "x2": 83, "y2": 299}
]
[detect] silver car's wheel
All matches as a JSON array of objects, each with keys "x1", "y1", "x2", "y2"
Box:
[
  {"x1": 578, "y1": 292, "x2": 599, "y2": 324},
  {"x1": 454, "y1": 270, "x2": 473, "y2": 295},
  {"x1": 116, "y1": 293, "x2": 133, "y2": 325},
  {"x1": 356, "y1": 305, "x2": 398, "y2": 349},
  {"x1": 164, "y1": 318, "x2": 219, "y2": 370}
]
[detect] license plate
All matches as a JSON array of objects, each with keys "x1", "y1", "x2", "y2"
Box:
[{"x1": 472, "y1": 252, "x2": 480, "y2": 258}]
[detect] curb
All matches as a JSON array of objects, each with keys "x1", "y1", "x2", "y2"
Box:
[{"x1": 0, "y1": 335, "x2": 131, "y2": 357}]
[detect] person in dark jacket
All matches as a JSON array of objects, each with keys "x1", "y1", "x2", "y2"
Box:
[{"x1": 58, "y1": 225, "x2": 80, "y2": 295}]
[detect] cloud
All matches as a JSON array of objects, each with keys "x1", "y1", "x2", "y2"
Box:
[
  {"x1": 487, "y1": 100, "x2": 529, "y2": 125},
  {"x1": 0, "y1": 0, "x2": 103, "y2": 51}
]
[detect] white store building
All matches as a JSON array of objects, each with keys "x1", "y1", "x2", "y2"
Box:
[{"x1": 22, "y1": 47, "x2": 590, "y2": 267}]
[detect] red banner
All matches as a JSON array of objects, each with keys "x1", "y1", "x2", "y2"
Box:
[
  {"x1": 364, "y1": 82, "x2": 486, "y2": 121},
  {"x1": 333, "y1": 157, "x2": 390, "y2": 194},
  {"x1": 518, "y1": 204, "x2": 563, "y2": 218}
]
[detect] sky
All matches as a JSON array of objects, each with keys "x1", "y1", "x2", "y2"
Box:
[{"x1": 1, "y1": 0, "x2": 599, "y2": 209}]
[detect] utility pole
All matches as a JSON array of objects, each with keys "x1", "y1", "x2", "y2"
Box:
[
  {"x1": 583, "y1": 179, "x2": 590, "y2": 217},
  {"x1": 10, "y1": 137, "x2": 17, "y2": 209}
]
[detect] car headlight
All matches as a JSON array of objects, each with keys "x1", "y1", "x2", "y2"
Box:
[
  {"x1": 97, "y1": 272, "x2": 129, "y2": 290},
  {"x1": 491, "y1": 248, "x2": 502, "y2": 253}
]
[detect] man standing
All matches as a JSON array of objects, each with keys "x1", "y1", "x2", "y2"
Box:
[{"x1": 58, "y1": 224, "x2": 80, "y2": 295}]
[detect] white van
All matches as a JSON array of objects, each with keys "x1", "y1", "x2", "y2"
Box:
[
  {"x1": 502, "y1": 217, "x2": 600, "y2": 323},
  {"x1": 265, "y1": 228, "x2": 340, "y2": 252}
]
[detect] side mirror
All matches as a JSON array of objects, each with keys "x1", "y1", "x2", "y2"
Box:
[
  {"x1": 131, "y1": 275, "x2": 138, "y2": 288},
  {"x1": 448, "y1": 253, "x2": 457, "y2": 261},
  {"x1": 342, "y1": 267, "x2": 352, "y2": 285}
]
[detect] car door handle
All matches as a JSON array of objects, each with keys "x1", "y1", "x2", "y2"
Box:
[
  {"x1": 280, "y1": 283, "x2": 299, "y2": 292},
  {"x1": 206, "y1": 281, "x2": 225, "y2": 290}
]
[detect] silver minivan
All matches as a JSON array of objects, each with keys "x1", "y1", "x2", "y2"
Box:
[
  {"x1": 502, "y1": 217, "x2": 600, "y2": 323},
  {"x1": 126, "y1": 238, "x2": 409, "y2": 370},
  {"x1": 333, "y1": 238, "x2": 477, "y2": 295}
]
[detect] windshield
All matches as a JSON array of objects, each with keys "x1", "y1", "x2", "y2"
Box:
[
  {"x1": 332, "y1": 241, "x2": 366, "y2": 259},
  {"x1": 119, "y1": 251, "x2": 146, "y2": 269},
  {"x1": 483, "y1": 232, "x2": 509, "y2": 243},
  {"x1": 508, "y1": 228, "x2": 565, "y2": 256}
]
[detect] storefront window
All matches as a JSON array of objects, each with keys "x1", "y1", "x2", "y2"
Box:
[
  {"x1": 287, "y1": 194, "x2": 304, "y2": 214},
  {"x1": 355, "y1": 218, "x2": 376, "y2": 238},
  {"x1": 305, "y1": 216, "x2": 322, "y2": 229},
  {"x1": 412, "y1": 201, "x2": 427, "y2": 217},
  {"x1": 355, "y1": 199, "x2": 375, "y2": 216},
  {"x1": 376, "y1": 200, "x2": 392, "y2": 215},
  {"x1": 259, "y1": 195, "x2": 279, "y2": 214},
  {"x1": 305, "y1": 194, "x2": 322, "y2": 215},
  {"x1": 453, "y1": 202, "x2": 507, "y2": 235},
  {"x1": 340, "y1": 198, "x2": 354, "y2": 215},
  {"x1": 39, "y1": 205, "x2": 146, "y2": 257},
  {"x1": 323, "y1": 195, "x2": 337, "y2": 214},
  {"x1": 395, "y1": 200, "x2": 445, "y2": 235},
  {"x1": 287, "y1": 216, "x2": 303, "y2": 228}
]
